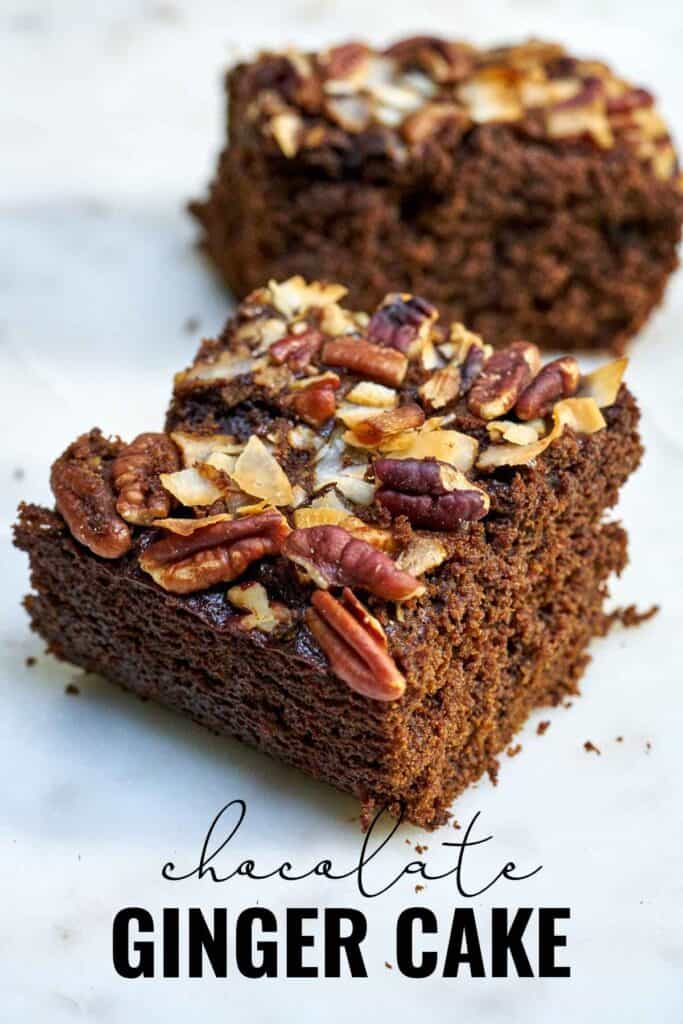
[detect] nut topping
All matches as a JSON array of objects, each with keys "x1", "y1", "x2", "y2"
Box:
[
  {"x1": 467, "y1": 341, "x2": 541, "y2": 420},
  {"x1": 374, "y1": 457, "x2": 489, "y2": 529},
  {"x1": 269, "y1": 326, "x2": 323, "y2": 370},
  {"x1": 139, "y1": 510, "x2": 289, "y2": 594},
  {"x1": 227, "y1": 581, "x2": 292, "y2": 633},
  {"x1": 367, "y1": 294, "x2": 437, "y2": 354},
  {"x1": 322, "y1": 337, "x2": 408, "y2": 387},
  {"x1": 515, "y1": 356, "x2": 579, "y2": 420},
  {"x1": 290, "y1": 375, "x2": 339, "y2": 427},
  {"x1": 306, "y1": 588, "x2": 406, "y2": 701},
  {"x1": 282, "y1": 525, "x2": 424, "y2": 600},
  {"x1": 50, "y1": 430, "x2": 132, "y2": 559},
  {"x1": 351, "y1": 403, "x2": 425, "y2": 446},
  {"x1": 112, "y1": 432, "x2": 180, "y2": 526},
  {"x1": 419, "y1": 365, "x2": 461, "y2": 410}
]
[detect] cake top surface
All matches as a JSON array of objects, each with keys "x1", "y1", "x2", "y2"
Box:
[
  {"x1": 48, "y1": 278, "x2": 630, "y2": 702},
  {"x1": 234, "y1": 37, "x2": 679, "y2": 183}
]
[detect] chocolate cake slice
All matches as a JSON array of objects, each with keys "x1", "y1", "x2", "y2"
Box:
[
  {"x1": 15, "y1": 279, "x2": 642, "y2": 828},
  {"x1": 191, "y1": 37, "x2": 683, "y2": 354}
]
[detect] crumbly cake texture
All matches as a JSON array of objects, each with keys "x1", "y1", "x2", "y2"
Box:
[
  {"x1": 191, "y1": 37, "x2": 683, "y2": 354},
  {"x1": 15, "y1": 280, "x2": 643, "y2": 828}
]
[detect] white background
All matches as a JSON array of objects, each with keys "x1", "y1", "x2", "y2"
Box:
[{"x1": 1, "y1": 1, "x2": 682, "y2": 1020}]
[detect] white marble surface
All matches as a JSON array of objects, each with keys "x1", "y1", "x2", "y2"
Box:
[{"x1": 1, "y1": 2, "x2": 682, "y2": 1020}]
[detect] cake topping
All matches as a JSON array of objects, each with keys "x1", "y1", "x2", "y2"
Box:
[
  {"x1": 139, "y1": 510, "x2": 289, "y2": 594},
  {"x1": 282, "y1": 525, "x2": 424, "y2": 600},
  {"x1": 112, "y1": 432, "x2": 180, "y2": 526},
  {"x1": 226, "y1": 580, "x2": 293, "y2": 633},
  {"x1": 305, "y1": 588, "x2": 406, "y2": 701},
  {"x1": 467, "y1": 341, "x2": 541, "y2": 420},
  {"x1": 246, "y1": 39, "x2": 679, "y2": 182},
  {"x1": 50, "y1": 430, "x2": 132, "y2": 559},
  {"x1": 515, "y1": 355, "x2": 580, "y2": 420}
]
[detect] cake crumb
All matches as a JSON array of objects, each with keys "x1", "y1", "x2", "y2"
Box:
[
  {"x1": 606, "y1": 604, "x2": 659, "y2": 629},
  {"x1": 385, "y1": 962, "x2": 393, "y2": 970},
  {"x1": 452, "y1": 819, "x2": 461, "y2": 830},
  {"x1": 65, "y1": 684, "x2": 80, "y2": 696},
  {"x1": 405, "y1": 838, "x2": 412, "y2": 845},
  {"x1": 584, "y1": 740, "x2": 601, "y2": 755},
  {"x1": 645, "y1": 740, "x2": 652, "y2": 753},
  {"x1": 616, "y1": 736, "x2": 623, "y2": 743},
  {"x1": 25, "y1": 656, "x2": 36, "y2": 668},
  {"x1": 564, "y1": 701, "x2": 573, "y2": 709},
  {"x1": 415, "y1": 884, "x2": 424, "y2": 893},
  {"x1": 507, "y1": 744, "x2": 522, "y2": 758},
  {"x1": 414, "y1": 843, "x2": 428, "y2": 854},
  {"x1": 537, "y1": 720, "x2": 551, "y2": 736}
]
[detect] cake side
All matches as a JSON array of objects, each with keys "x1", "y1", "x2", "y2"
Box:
[
  {"x1": 15, "y1": 281, "x2": 643, "y2": 827},
  {"x1": 191, "y1": 38, "x2": 683, "y2": 353}
]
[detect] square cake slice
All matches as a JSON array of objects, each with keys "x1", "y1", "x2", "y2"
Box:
[
  {"x1": 15, "y1": 280, "x2": 642, "y2": 828},
  {"x1": 190, "y1": 37, "x2": 683, "y2": 354}
]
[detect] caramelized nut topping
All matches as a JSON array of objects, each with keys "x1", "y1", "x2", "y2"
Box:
[
  {"x1": 139, "y1": 510, "x2": 289, "y2": 594},
  {"x1": 112, "y1": 432, "x2": 180, "y2": 526},
  {"x1": 515, "y1": 356, "x2": 579, "y2": 420},
  {"x1": 367, "y1": 294, "x2": 437, "y2": 354},
  {"x1": 269, "y1": 326, "x2": 323, "y2": 370},
  {"x1": 351, "y1": 403, "x2": 425, "y2": 445},
  {"x1": 50, "y1": 430, "x2": 132, "y2": 559},
  {"x1": 306, "y1": 588, "x2": 406, "y2": 701},
  {"x1": 282, "y1": 525, "x2": 424, "y2": 600},
  {"x1": 322, "y1": 337, "x2": 408, "y2": 387},
  {"x1": 468, "y1": 341, "x2": 541, "y2": 420}
]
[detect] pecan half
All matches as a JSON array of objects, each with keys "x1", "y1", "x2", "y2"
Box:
[
  {"x1": 374, "y1": 457, "x2": 489, "y2": 529},
  {"x1": 269, "y1": 326, "x2": 323, "y2": 370},
  {"x1": 467, "y1": 341, "x2": 541, "y2": 420},
  {"x1": 290, "y1": 374, "x2": 339, "y2": 427},
  {"x1": 367, "y1": 294, "x2": 437, "y2": 354},
  {"x1": 139, "y1": 510, "x2": 289, "y2": 594},
  {"x1": 306, "y1": 588, "x2": 406, "y2": 701},
  {"x1": 282, "y1": 525, "x2": 424, "y2": 600},
  {"x1": 515, "y1": 356, "x2": 579, "y2": 420},
  {"x1": 112, "y1": 432, "x2": 180, "y2": 525},
  {"x1": 322, "y1": 337, "x2": 408, "y2": 387},
  {"x1": 50, "y1": 430, "x2": 132, "y2": 559},
  {"x1": 459, "y1": 343, "x2": 487, "y2": 394},
  {"x1": 385, "y1": 36, "x2": 474, "y2": 83},
  {"x1": 352, "y1": 403, "x2": 425, "y2": 445}
]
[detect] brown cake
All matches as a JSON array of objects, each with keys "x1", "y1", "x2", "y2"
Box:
[
  {"x1": 191, "y1": 37, "x2": 683, "y2": 354},
  {"x1": 15, "y1": 279, "x2": 642, "y2": 828}
]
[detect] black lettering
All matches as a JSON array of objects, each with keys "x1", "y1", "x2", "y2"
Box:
[
  {"x1": 188, "y1": 908, "x2": 227, "y2": 978},
  {"x1": 286, "y1": 909, "x2": 318, "y2": 978},
  {"x1": 491, "y1": 908, "x2": 534, "y2": 977},
  {"x1": 539, "y1": 908, "x2": 570, "y2": 977},
  {"x1": 112, "y1": 907, "x2": 154, "y2": 979},
  {"x1": 235, "y1": 908, "x2": 277, "y2": 978},
  {"x1": 324, "y1": 909, "x2": 367, "y2": 977},
  {"x1": 443, "y1": 909, "x2": 485, "y2": 977},
  {"x1": 396, "y1": 908, "x2": 437, "y2": 978}
]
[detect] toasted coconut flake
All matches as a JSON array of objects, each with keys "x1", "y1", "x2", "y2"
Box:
[
  {"x1": 159, "y1": 467, "x2": 227, "y2": 507},
  {"x1": 448, "y1": 322, "x2": 487, "y2": 362},
  {"x1": 345, "y1": 381, "x2": 398, "y2": 407},
  {"x1": 268, "y1": 276, "x2": 348, "y2": 319},
  {"x1": 477, "y1": 396, "x2": 605, "y2": 469},
  {"x1": 203, "y1": 451, "x2": 238, "y2": 475},
  {"x1": 344, "y1": 521, "x2": 397, "y2": 553},
  {"x1": 251, "y1": 318, "x2": 289, "y2": 355},
  {"x1": 396, "y1": 536, "x2": 448, "y2": 576},
  {"x1": 546, "y1": 103, "x2": 613, "y2": 148},
  {"x1": 294, "y1": 507, "x2": 349, "y2": 529},
  {"x1": 336, "y1": 403, "x2": 385, "y2": 429},
  {"x1": 290, "y1": 484, "x2": 308, "y2": 509},
  {"x1": 486, "y1": 420, "x2": 540, "y2": 445},
  {"x1": 390, "y1": 429, "x2": 478, "y2": 472},
  {"x1": 182, "y1": 351, "x2": 255, "y2": 384},
  {"x1": 335, "y1": 476, "x2": 376, "y2": 506},
  {"x1": 170, "y1": 432, "x2": 244, "y2": 468},
  {"x1": 288, "y1": 424, "x2": 321, "y2": 450},
  {"x1": 235, "y1": 499, "x2": 272, "y2": 516},
  {"x1": 458, "y1": 68, "x2": 523, "y2": 123},
  {"x1": 268, "y1": 112, "x2": 301, "y2": 158},
  {"x1": 420, "y1": 336, "x2": 443, "y2": 371},
  {"x1": 227, "y1": 581, "x2": 291, "y2": 633},
  {"x1": 319, "y1": 303, "x2": 360, "y2": 336},
  {"x1": 151, "y1": 513, "x2": 234, "y2": 535},
  {"x1": 311, "y1": 489, "x2": 350, "y2": 512},
  {"x1": 232, "y1": 436, "x2": 294, "y2": 506},
  {"x1": 579, "y1": 357, "x2": 628, "y2": 408}
]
